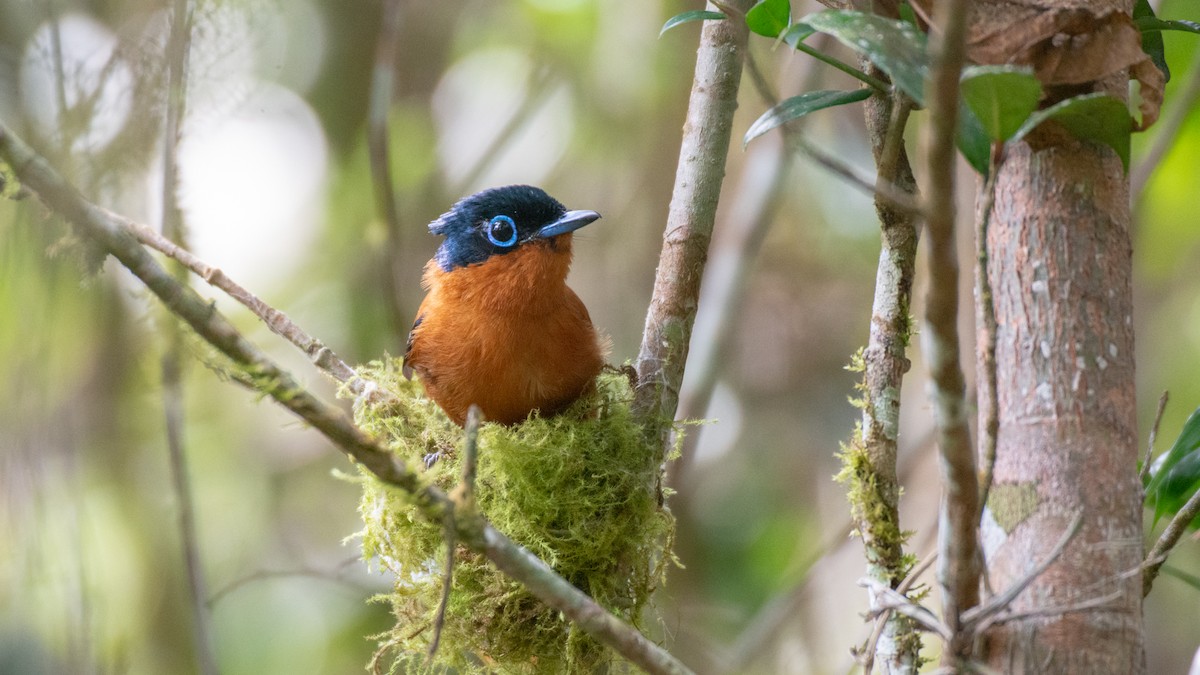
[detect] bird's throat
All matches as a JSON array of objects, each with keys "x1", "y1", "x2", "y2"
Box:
[{"x1": 423, "y1": 236, "x2": 575, "y2": 316}]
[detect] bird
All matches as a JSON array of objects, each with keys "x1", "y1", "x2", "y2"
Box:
[{"x1": 403, "y1": 185, "x2": 607, "y2": 426}]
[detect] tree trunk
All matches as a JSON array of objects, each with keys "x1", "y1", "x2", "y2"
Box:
[{"x1": 979, "y1": 131, "x2": 1145, "y2": 671}]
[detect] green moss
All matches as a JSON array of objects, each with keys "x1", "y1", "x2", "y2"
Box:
[
  {"x1": 350, "y1": 361, "x2": 676, "y2": 673},
  {"x1": 835, "y1": 423, "x2": 912, "y2": 582},
  {"x1": 987, "y1": 482, "x2": 1039, "y2": 534}
]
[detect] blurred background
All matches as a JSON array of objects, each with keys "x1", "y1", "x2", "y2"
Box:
[{"x1": 1, "y1": 0, "x2": 1198, "y2": 673}]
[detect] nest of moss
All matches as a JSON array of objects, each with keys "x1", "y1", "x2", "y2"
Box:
[{"x1": 351, "y1": 360, "x2": 676, "y2": 673}]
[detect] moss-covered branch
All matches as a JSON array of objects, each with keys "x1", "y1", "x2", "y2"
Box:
[
  {"x1": 840, "y1": 65, "x2": 923, "y2": 673},
  {"x1": 0, "y1": 120, "x2": 693, "y2": 675}
]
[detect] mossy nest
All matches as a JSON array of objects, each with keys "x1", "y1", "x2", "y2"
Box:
[{"x1": 351, "y1": 360, "x2": 676, "y2": 673}]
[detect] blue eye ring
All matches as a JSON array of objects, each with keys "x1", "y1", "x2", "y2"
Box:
[{"x1": 486, "y1": 215, "x2": 518, "y2": 247}]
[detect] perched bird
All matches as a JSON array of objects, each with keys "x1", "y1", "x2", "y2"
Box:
[{"x1": 403, "y1": 185, "x2": 607, "y2": 426}]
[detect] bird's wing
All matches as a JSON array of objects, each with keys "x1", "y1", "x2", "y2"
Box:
[{"x1": 402, "y1": 313, "x2": 424, "y2": 380}]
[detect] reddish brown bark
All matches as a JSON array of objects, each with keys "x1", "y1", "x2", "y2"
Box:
[{"x1": 980, "y1": 134, "x2": 1145, "y2": 671}]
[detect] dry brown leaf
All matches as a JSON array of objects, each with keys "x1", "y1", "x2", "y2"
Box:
[
  {"x1": 968, "y1": 7, "x2": 1145, "y2": 85},
  {"x1": 887, "y1": 1, "x2": 1162, "y2": 128},
  {"x1": 1131, "y1": 57, "x2": 1165, "y2": 130}
]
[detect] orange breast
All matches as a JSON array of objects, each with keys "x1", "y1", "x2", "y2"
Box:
[{"x1": 405, "y1": 237, "x2": 606, "y2": 426}]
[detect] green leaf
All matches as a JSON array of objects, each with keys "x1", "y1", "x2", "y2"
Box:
[
  {"x1": 660, "y1": 10, "x2": 726, "y2": 37},
  {"x1": 782, "y1": 23, "x2": 815, "y2": 49},
  {"x1": 1146, "y1": 405, "x2": 1200, "y2": 526},
  {"x1": 956, "y1": 104, "x2": 992, "y2": 175},
  {"x1": 743, "y1": 89, "x2": 872, "y2": 145},
  {"x1": 1134, "y1": 0, "x2": 1171, "y2": 81},
  {"x1": 960, "y1": 65, "x2": 1042, "y2": 142},
  {"x1": 799, "y1": 10, "x2": 929, "y2": 104},
  {"x1": 746, "y1": 0, "x2": 791, "y2": 38},
  {"x1": 1136, "y1": 17, "x2": 1200, "y2": 35},
  {"x1": 1012, "y1": 94, "x2": 1132, "y2": 171}
]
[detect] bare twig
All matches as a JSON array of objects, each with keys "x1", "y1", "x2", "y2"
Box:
[
  {"x1": 429, "y1": 519, "x2": 456, "y2": 660},
  {"x1": 858, "y1": 577, "x2": 951, "y2": 640},
  {"x1": 1140, "y1": 391, "x2": 1169, "y2": 485},
  {"x1": 961, "y1": 512, "x2": 1084, "y2": 630},
  {"x1": 1132, "y1": 48, "x2": 1200, "y2": 199},
  {"x1": 430, "y1": 405, "x2": 481, "y2": 660},
  {"x1": 861, "y1": 514, "x2": 1090, "y2": 661},
  {"x1": 119, "y1": 213, "x2": 365, "y2": 391},
  {"x1": 208, "y1": 556, "x2": 367, "y2": 607},
  {"x1": 922, "y1": 0, "x2": 979, "y2": 663},
  {"x1": 158, "y1": 3, "x2": 216, "y2": 673},
  {"x1": 1143, "y1": 486, "x2": 1200, "y2": 597},
  {"x1": 453, "y1": 65, "x2": 555, "y2": 196},
  {"x1": 723, "y1": 427, "x2": 936, "y2": 673},
  {"x1": 460, "y1": 405, "x2": 482, "y2": 502},
  {"x1": 975, "y1": 153, "x2": 1001, "y2": 512},
  {"x1": 44, "y1": 0, "x2": 70, "y2": 160},
  {"x1": 861, "y1": 552, "x2": 936, "y2": 675},
  {"x1": 743, "y1": 45, "x2": 921, "y2": 217},
  {"x1": 632, "y1": 0, "x2": 754, "y2": 431},
  {"x1": 674, "y1": 46, "x2": 824, "y2": 477},
  {"x1": 368, "y1": 0, "x2": 403, "y2": 241},
  {"x1": 973, "y1": 589, "x2": 1123, "y2": 635},
  {"x1": 786, "y1": 131, "x2": 923, "y2": 216},
  {"x1": 0, "y1": 121, "x2": 694, "y2": 675}
]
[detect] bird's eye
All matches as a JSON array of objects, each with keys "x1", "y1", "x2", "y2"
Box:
[{"x1": 486, "y1": 215, "x2": 518, "y2": 247}]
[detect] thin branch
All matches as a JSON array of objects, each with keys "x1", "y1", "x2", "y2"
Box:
[
  {"x1": 742, "y1": 42, "x2": 921, "y2": 216},
  {"x1": 858, "y1": 577, "x2": 951, "y2": 641},
  {"x1": 119, "y1": 212, "x2": 366, "y2": 391},
  {"x1": 1143, "y1": 486, "x2": 1200, "y2": 597},
  {"x1": 975, "y1": 151, "x2": 1001, "y2": 513},
  {"x1": 674, "y1": 46, "x2": 824, "y2": 478},
  {"x1": 973, "y1": 589, "x2": 1124, "y2": 635},
  {"x1": 44, "y1": 0, "x2": 70, "y2": 160},
  {"x1": 1140, "y1": 390, "x2": 1169, "y2": 485},
  {"x1": 460, "y1": 405, "x2": 482, "y2": 503},
  {"x1": 722, "y1": 427, "x2": 936, "y2": 673},
  {"x1": 368, "y1": 0, "x2": 403, "y2": 241},
  {"x1": 961, "y1": 512, "x2": 1084, "y2": 630},
  {"x1": 862, "y1": 514, "x2": 1090, "y2": 660},
  {"x1": 452, "y1": 65, "x2": 555, "y2": 196},
  {"x1": 862, "y1": 552, "x2": 936, "y2": 675},
  {"x1": 921, "y1": 0, "x2": 979, "y2": 662},
  {"x1": 158, "y1": 2, "x2": 216, "y2": 673},
  {"x1": 791, "y1": 41, "x2": 889, "y2": 93},
  {"x1": 429, "y1": 519, "x2": 456, "y2": 661},
  {"x1": 785, "y1": 131, "x2": 923, "y2": 216},
  {"x1": 632, "y1": 0, "x2": 754, "y2": 429},
  {"x1": 208, "y1": 556, "x2": 368, "y2": 607},
  {"x1": 856, "y1": 65, "x2": 923, "y2": 674},
  {"x1": 0, "y1": 121, "x2": 693, "y2": 675},
  {"x1": 1132, "y1": 48, "x2": 1200, "y2": 200},
  {"x1": 430, "y1": 405, "x2": 481, "y2": 661}
]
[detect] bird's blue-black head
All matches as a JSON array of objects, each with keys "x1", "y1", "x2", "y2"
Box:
[{"x1": 429, "y1": 185, "x2": 600, "y2": 271}]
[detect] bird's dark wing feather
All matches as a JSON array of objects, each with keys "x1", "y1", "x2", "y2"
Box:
[{"x1": 402, "y1": 314, "x2": 423, "y2": 380}]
